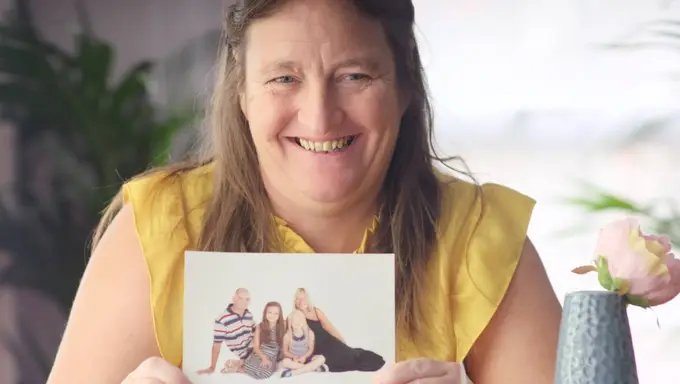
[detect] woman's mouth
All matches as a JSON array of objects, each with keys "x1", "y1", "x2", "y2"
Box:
[{"x1": 293, "y1": 135, "x2": 357, "y2": 153}]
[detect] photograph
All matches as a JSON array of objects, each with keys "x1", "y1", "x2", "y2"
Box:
[{"x1": 183, "y1": 252, "x2": 396, "y2": 383}]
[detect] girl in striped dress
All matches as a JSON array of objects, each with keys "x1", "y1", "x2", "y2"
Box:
[
  {"x1": 280, "y1": 309, "x2": 328, "y2": 378},
  {"x1": 242, "y1": 302, "x2": 285, "y2": 379}
]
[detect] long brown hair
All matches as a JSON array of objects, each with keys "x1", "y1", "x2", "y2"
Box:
[
  {"x1": 92, "y1": 0, "x2": 478, "y2": 344},
  {"x1": 259, "y1": 301, "x2": 285, "y2": 347}
]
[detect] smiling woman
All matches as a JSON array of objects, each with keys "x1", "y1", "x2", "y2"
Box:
[
  {"x1": 46, "y1": 0, "x2": 561, "y2": 383},
  {"x1": 243, "y1": 0, "x2": 402, "y2": 209}
]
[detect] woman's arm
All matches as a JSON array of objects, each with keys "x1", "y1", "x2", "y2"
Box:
[
  {"x1": 47, "y1": 205, "x2": 159, "y2": 384},
  {"x1": 252, "y1": 326, "x2": 266, "y2": 359},
  {"x1": 303, "y1": 331, "x2": 315, "y2": 360},
  {"x1": 465, "y1": 238, "x2": 561, "y2": 384},
  {"x1": 315, "y1": 309, "x2": 345, "y2": 343},
  {"x1": 281, "y1": 334, "x2": 295, "y2": 359}
]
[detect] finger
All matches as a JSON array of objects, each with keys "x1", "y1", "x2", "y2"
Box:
[
  {"x1": 122, "y1": 378, "x2": 166, "y2": 384},
  {"x1": 124, "y1": 373, "x2": 189, "y2": 384},
  {"x1": 127, "y1": 357, "x2": 191, "y2": 384},
  {"x1": 406, "y1": 375, "x2": 460, "y2": 384},
  {"x1": 411, "y1": 368, "x2": 463, "y2": 384},
  {"x1": 373, "y1": 359, "x2": 456, "y2": 384}
]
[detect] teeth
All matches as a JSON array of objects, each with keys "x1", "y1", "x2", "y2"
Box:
[{"x1": 298, "y1": 137, "x2": 354, "y2": 152}]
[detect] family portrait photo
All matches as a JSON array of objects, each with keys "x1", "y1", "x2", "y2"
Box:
[{"x1": 183, "y1": 252, "x2": 396, "y2": 383}]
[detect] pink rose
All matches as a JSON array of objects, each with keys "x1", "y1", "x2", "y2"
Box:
[{"x1": 573, "y1": 217, "x2": 680, "y2": 307}]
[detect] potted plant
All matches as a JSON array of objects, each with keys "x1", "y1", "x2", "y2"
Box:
[{"x1": 0, "y1": 0, "x2": 197, "y2": 311}]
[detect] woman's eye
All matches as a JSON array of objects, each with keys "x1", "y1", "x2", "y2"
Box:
[
  {"x1": 344, "y1": 73, "x2": 368, "y2": 81},
  {"x1": 270, "y1": 76, "x2": 296, "y2": 84}
]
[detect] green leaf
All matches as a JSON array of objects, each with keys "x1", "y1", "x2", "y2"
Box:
[
  {"x1": 563, "y1": 193, "x2": 645, "y2": 213},
  {"x1": 596, "y1": 256, "x2": 614, "y2": 291},
  {"x1": 74, "y1": 37, "x2": 112, "y2": 83},
  {"x1": 0, "y1": 45, "x2": 51, "y2": 75},
  {"x1": 611, "y1": 278, "x2": 629, "y2": 294},
  {"x1": 625, "y1": 294, "x2": 650, "y2": 308},
  {"x1": 108, "y1": 61, "x2": 154, "y2": 125},
  {"x1": 148, "y1": 109, "x2": 199, "y2": 166},
  {"x1": 621, "y1": 117, "x2": 672, "y2": 145},
  {"x1": 0, "y1": 25, "x2": 67, "y2": 58}
]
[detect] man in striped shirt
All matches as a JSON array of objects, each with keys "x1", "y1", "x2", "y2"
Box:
[{"x1": 197, "y1": 288, "x2": 255, "y2": 374}]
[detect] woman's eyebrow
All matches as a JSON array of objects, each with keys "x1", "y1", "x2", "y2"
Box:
[
  {"x1": 258, "y1": 55, "x2": 384, "y2": 74},
  {"x1": 259, "y1": 60, "x2": 300, "y2": 74},
  {"x1": 332, "y1": 56, "x2": 383, "y2": 71}
]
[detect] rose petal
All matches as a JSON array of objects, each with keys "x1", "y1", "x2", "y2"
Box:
[
  {"x1": 660, "y1": 252, "x2": 676, "y2": 264},
  {"x1": 646, "y1": 258, "x2": 680, "y2": 306},
  {"x1": 642, "y1": 234, "x2": 672, "y2": 254},
  {"x1": 595, "y1": 218, "x2": 638, "y2": 257},
  {"x1": 627, "y1": 272, "x2": 670, "y2": 297},
  {"x1": 607, "y1": 247, "x2": 658, "y2": 281},
  {"x1": 629, "y1": 230, "x2": 669, "y2": 278},
  {"x1": 642, "y1": 234, "x2": 672, "y2": 258},
  {"x1": 595, "y1": 218, "x2": 640, "y2": 276}
]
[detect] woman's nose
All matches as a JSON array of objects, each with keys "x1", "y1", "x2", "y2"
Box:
[{"x1": 297, "y1": 82, "x2": 343, "y2": 135}]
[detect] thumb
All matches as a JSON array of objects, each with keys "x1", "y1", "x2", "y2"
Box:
[
  {"x1": 371, "y1": 362, "x2": 397, "y2": 384},
  {"x1": 122, "y1": 379, "x2": 166, "y2": 384},
  {"x1": 124, "y1": 357, "x2": 191, "y2": 384}
]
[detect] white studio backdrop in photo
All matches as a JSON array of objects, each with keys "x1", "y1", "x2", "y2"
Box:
[{"x1": 184, "y1": 252, "x2": 396, "y2": 383}]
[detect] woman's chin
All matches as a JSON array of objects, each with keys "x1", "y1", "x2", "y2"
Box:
[{"x1": 300, "y1": 184, "x2": 362, "y2": 205}]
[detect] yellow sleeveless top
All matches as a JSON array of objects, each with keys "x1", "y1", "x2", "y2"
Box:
[{"x1": 122, "y1": 164, "x2": 534, "y2": 367}]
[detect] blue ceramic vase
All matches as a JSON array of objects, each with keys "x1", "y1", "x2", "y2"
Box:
[{"x1": 555, "y1": 290, "x2": 639, "y2": 384}]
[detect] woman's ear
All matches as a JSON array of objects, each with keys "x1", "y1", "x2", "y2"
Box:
[
  {"x1": 232, "y1": 47, "x2": 248, "y2": 119},
  {"x1": 239, "y1": 92, "x2": 248, "y2": 120}
]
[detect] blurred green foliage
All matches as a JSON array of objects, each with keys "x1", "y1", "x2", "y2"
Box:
[
  {"x1": 565, "y1": 19, "x2": 680, "y2": 246},
  {"x1": 0, "y1": 0, "x2": 197, "y2": 309},
  {"x1": 565, "y1": 182, "x2": 680, "y2": 245}
]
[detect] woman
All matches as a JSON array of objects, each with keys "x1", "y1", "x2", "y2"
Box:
[
  {"x1": 241, "y1": 302, "x2": 285, "y2": 379},
  {"x1": 280, "y1": 309, "x2": 327, "y2": 378},
  {"x1": 47, "y1": 0, "x2": 561, "y2": 383},
  {"x1": 292, "y1": 288, "x2": 384, "y2": 372}
]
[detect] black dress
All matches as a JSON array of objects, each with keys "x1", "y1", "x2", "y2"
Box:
[{"x1": 306, "y1": 309, "x2": 385, "y2": 372}]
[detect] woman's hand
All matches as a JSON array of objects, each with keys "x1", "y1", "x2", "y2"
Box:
[
  {"x1": 372, "y1": 358, "x2": 464, "y2": 384},
  {"x1": 122, "y1": 357, "x2": 191, "y2": 384}
]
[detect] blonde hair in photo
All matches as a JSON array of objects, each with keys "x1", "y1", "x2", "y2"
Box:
[
  {"x1": 293, "y1": 288, "x2": 314, "y2": 311},
  {"x1": 286, "y1": 309, "x2": 310, "y2": 340}
]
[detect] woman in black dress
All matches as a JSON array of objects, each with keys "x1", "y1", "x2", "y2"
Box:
[{"x1": 292, "y1": 288, "x2": 385, "y2": 372}]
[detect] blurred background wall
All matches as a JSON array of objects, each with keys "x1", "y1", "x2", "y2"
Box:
[{"x1": 0, "y1": 0, "x2": 678, "y2": 383}]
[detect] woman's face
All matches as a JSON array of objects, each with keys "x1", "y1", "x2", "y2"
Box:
[
  {"x1": 265, "y1": 305, "x2": 280, "y2": 323},
  {"x1": 295, "y1": 293, "x2": 308, "y2": 310},
  {"x1": 240, "y1": 0, "x2": 404, "y2": 207}
]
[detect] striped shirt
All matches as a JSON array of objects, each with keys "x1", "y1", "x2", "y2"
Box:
[{"x1": 213, "y1": 304, "x2": 255, "y2": 359}]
